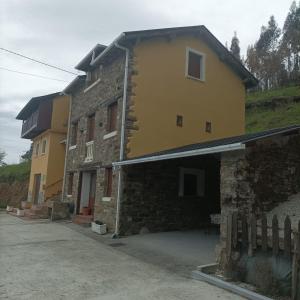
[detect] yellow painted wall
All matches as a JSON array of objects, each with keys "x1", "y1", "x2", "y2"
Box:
[
  {"x1": 28, "y1": 132, "x2": 50, "y2": 202},
  {"x1": 45, "y1": 132, "x2": 66, "y2": 198},
  {"x1": 51, "y1": 95, "x2": 69, "y2": 133},
  {"x1": 27, "y1": 94, "x2": 69, "y2": 202},
  {"x1": 126, "y1": 35, "x2": 245, "y2": 158}
]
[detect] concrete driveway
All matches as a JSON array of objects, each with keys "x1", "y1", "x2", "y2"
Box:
[{"x1": 0, "y1": 212, "x2": 243, "y2": 300}]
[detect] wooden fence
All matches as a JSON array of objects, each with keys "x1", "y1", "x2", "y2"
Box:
[{"x1": 226, "y1": 213, "x2": 300, "y2": 299}]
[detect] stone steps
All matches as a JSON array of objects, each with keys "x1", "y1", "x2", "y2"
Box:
[{"x1": 72, "y1": 214, "x2": 93, "y2": 226}]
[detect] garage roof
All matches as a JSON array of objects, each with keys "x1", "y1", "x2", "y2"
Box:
[{"x1": 113, "y1": 125, "x2": 300, "y2": 166}]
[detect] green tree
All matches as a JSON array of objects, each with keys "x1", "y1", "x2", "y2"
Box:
[
  {"x1": 21, "y1": 144, "x2": 33, "y2": 162},
  {"x1": 0, "y1": 150, "x2": 7, "y2": 166}
]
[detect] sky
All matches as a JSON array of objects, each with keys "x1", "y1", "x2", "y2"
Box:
[{"x1": 0, "y1": 0, "x2": 293, "y2": 163}]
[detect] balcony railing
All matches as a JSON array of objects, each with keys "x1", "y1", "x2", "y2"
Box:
[
  {"x1": 85, "y1": 141, "x2": 94, "y2": 163},
  {"x1": 21, "y1": 110, "x2": 39, "y2": 137}
]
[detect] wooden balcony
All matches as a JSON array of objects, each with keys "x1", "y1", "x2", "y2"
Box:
[{"x1": 21, "y1": 105, "x2": 51, "y2": 139}]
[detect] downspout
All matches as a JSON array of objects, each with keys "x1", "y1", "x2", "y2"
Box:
[
  {"x1": 113, "y1": 40, "x2": 129, "y2": 238},
  {"x1": 60, "y1": 92, "x2": 72, "y2": 205}
]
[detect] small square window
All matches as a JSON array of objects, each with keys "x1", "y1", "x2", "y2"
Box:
[
  {"x1": 176, "y1": 115, "x2": 183, "y2": 127},
  {"x1": 205, "y1": 121, "x2": 212, "y2": 133},
  {"x1": 186, "y1": 48, "x2": 205, "y2": 81}
]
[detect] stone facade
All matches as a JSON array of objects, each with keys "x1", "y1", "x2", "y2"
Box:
[
  {"x1": 219, "y1": 133, "x2": 300, "y2": 269},
  {"x1": 120, "y1": 156, "x2": 220, "y2": 235},
  {"x1": 63, "y1": 51, "x2": 128, "y2": 231}
]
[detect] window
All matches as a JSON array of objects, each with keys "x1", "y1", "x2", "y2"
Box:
[
  {"x1": 35, "y1": 143, "x2": 40, "y2": 156},
  {"x1": 87, "y1": 114, "x2": 95, "y2": 142},
  {"x1": 179, "y1": 168, "x2": 205, "y2": 197},
  {"x1": 41, "y1": 140, "x2": 47, "y2": 154},
  {"x1": 104, "y1": 167, "x2": 113, "y2": 197},
  {"x1": 71, "y1": 122, "x2": 78, "y2": 146},
  {"x1": 107, "y1": 102, "x2": 118, "y2": 133},
  {"x1": 68, "y1": 173, "x2": 74, "y2": 195},
  {"x1": 205, "y1": 121, "x2": 212, "y2": 133},
  {"x1": 176, "y1": 115, "x2": 183, "y2": 127},
  {"x1": 186, "y1": 48, "x2": 205, "y2": 81}
]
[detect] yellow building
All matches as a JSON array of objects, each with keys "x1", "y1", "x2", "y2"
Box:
[{"x1": 17, "y1": 92, "x2": 69, "y2": 204}]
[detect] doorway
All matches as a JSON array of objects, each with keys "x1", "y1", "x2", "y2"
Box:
[
  {"x1": 76, "y1": 170, "x2": 97, "y2": 216},
  {"x1": 33, "y1": 174, "x2": 41, "y2": 204}
]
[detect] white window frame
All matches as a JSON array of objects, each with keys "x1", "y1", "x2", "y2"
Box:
[
  {"x1": 185, "y1": 47, "x2": 206, "y2": 81},
  {"x1": 41, "y1": 139, "x2": 47, "y2": 154},
  {"x1": 179, "y1": 167, "x2": 205, "y2": 197},
  {"x1": 35, "y1": 142, "x2": 40, "y2": 156}
]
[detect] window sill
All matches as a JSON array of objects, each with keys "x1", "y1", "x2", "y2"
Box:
[
  {"x1": 102, "y1": 197, "x2": 111, "y2": 202},
  {"x1": 67, "y1": 195, "x2": 72, "y2": 198},
  {"x1": 103, "y1": 131, "x2": 117, "y2": 140},
  {"x1": 69, "y1": 145, "x2": 77, "y2": 150},
  {"x1": 86, "y1": 140, "x2": 94, "y2": 146},
  {"x1": 84, "y1": 78, "x2": 101, "y2": 93},
  {"x1": 186, "y1": 74, "x2": 205, "y2": 82}
]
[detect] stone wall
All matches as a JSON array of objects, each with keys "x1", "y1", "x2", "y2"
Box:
[
  {"x1": 62, "y1": 50, "x2": 129, "y2": 231},
  {"x1": 219, "y1": 132, "x2": 300, "y2": 270},
  {"x1": 120, "y1": 156, "x2": 220, "y2": 235}
]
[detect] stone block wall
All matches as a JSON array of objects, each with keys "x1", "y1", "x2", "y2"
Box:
[
  {"x1": 120, "y1": 156, "x2": 220, "y2": 235},
  {"x1": 219, "y1": 133, "x2": 300, "y2": 268}
]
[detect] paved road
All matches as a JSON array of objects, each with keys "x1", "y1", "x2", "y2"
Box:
[{"x1": 0, "y1": 212, "x2": 243, "y2": 300}]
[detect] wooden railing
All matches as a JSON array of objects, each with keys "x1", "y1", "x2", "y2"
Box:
[
  {"x1": 21, "y1": 110, "x2": 39, "y2": 136},
  {"x1": 226, "y1": 213, "x2": 300, "y2": 299}
]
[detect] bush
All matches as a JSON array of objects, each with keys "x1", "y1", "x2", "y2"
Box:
[{"x1": 0, "y1": 161, "x2": 30, "y2": 183}]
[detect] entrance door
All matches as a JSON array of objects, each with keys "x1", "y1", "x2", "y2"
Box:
[
  {"x1": 77, "y1": 171, "x2": 96, "y2": 215},
  {"x1": 33, "y1": 174, "x2": 41, "y2": 204},
  {"x1": 88, "y1": 171, "x2": 96, "y2": 215}
]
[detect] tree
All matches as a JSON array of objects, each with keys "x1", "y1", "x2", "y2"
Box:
[
  {"x1": 21, "y1": 143, "x2": 33, "y2": 162},
  {"x1": 0, "y1": 150, "x2": 7, "y2": 166},
  {"x1": 230, "y1": 31, "x2": 241, "y2": 60},
  {"x1": 281, "y1": 1, "x2": 300, "y2": 84}
]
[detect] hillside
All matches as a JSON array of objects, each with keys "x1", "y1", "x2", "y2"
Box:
[
  {"x1": 246, "y1": 86, "x2": 300, "y2": 133},
  {"x1": 0, "y1": 161, "x2": 30, "y2": 208}
]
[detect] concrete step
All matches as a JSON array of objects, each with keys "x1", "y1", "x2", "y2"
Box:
[{"x1": 72, "y1": 214, "x2": 93, "y2": 226}]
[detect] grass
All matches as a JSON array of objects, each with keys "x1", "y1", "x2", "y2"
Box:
[
  {"x1": 246, "y1": 86, "x2": 300, "y2": 103},
  {"x1": 246, "y1": 102, "x2": 300, "y2": 133},
  {"x1": 246, "y1": 85, "x2": 300, "y2": 133},
  {"x1": 0, "y1": 161, "x2": 30, "y2": 183}
]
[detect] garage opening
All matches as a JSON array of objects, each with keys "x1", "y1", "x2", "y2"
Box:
[{"x1": 120, "y1": 154, "x2": 221, "y2": 235}]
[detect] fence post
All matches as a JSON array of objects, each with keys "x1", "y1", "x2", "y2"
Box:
[
  {"x1": 249, "y1": 214, "x2": 257, "y2": 256},
  {"x1": 284, "y1": 215, "x2": 292, "y2": 257},
  {"x1": 261, "y1": 214, "x2": 268, "y2": 251},
  {"x1": 232, "y1": 212, "x2": 238, "y2": 250},
  {"x1": 242, "y1": 213, "x2": 248, "y2": 249},
  {"x1": 292, "y1": 229, "x2": 300, "y2": 300},
  {"x1": 272, "y1": 215, "x2": 279, "y2": 256},
  {"x1": 226, "y1": 214, "x2": 232, "y2": 260}
]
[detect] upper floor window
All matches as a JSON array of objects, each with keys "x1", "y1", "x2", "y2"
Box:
[
  {"x1": 35, "y1": 143, "x2": 40, "y2": 156},
  {"x1": 71, "y1": 122, "x2": 78, "y2": 146},
  {"x1": 186, "y1": 48, "x2": 205, "y2": 81},
  {"x1": 41, "y1": 140, "x2": 47, "y2": 154},
  {"x1": 107, "y1": 102, "x2": 118, "y2": 133},
  {"x1": 87, "y1": 114, "x2": 95, "y2": 142}
]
